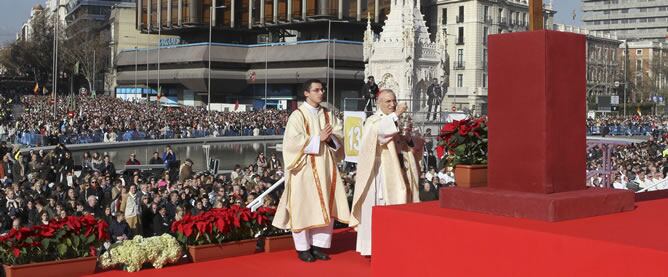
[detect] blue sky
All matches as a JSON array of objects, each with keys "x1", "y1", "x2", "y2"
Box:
[
  {"x1": 1, "y1": 0, "x2": 582, "y2": 45},
  {"x1": 553, "y1": 0, "x2": 582, "y2": 27},
  {"x1": 0, "y1": 0, "x2": 43, "y2": 46}
]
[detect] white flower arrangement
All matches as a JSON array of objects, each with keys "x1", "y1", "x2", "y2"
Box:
[{"x1": 99, "y1": 234, "x2": 183, "y2": 272}]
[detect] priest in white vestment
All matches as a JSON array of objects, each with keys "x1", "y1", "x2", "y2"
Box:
[
  {"x1": 272, "y1": 79, "x2": 351, "y2": 262},
  {"x1": 349, "y1": 89, "x2": 424, "y2": 256}
]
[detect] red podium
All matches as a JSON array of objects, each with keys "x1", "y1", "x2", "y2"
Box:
[{"x1": 439, "y1": 30, "x2": 634, "y2": 221}]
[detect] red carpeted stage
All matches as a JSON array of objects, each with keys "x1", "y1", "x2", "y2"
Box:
[
  {"x1": 90, "y1": 199, "x2": 668, "y2": 276},
  {"x1": 372, "y1": 199, "x2": 668, "y2": 277}
]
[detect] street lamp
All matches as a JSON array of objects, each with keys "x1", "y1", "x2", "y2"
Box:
[
  {"x1": 208, "y1": 5, "x2": 227, "y2": 112},
  {"x1": 326, "y1": 19, "x2": 347, "y2": 109}
]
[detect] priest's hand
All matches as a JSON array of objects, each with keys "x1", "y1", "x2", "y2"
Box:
[
  {"x1": 320, "y1": 124, "x2": 333, "y2": 142},
  {"x1": 396, "y1": 103, "x2": 408, "y2": 117}
]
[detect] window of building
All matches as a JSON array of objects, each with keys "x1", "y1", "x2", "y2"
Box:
[
  {"x1": 483, "y1": 27, "x2": 488, "y2": 45},
  {"x1": 621, "y1": 19, "x2": 628, "y2": 23},
  {"x1": 610, "y1": 20, "x2": 618, "y2": 24},
  {"x1": 483, "y1": 48, "x2": 488, "y2": 68},
  {"x1": 483, "y1": 6, "x2": 489, "y2": 22},
  {"x1": 636, "y1": 60, "x2": 642, "y2": 71},
  {"x1": 637, "y1": 49, "x2": 642, "y2": 55},
  {"x1": 640, "y1": 8, "x2": 647, "y2": 12},
  {"x1": 498, "y1": 8, "x2": 503, "y2": 23},
  {"x1": 639, "y1": 18, "x2": 647, "y2": 23},
  {"x1": 458, "y1": 27, "x2": 464, "y2": 44},
  {"x1": 457, "y1": 49, "x2": 464, "y2": 64},
  {"x1": 457, "y1": 74, "x2": 463, "y2": 87},
  {"x1": 483, "y1": 73, "x2": 487, "y2": 88},
  {"x1": 621, "y1": 9, "x2": 628, "y2": 13},
  {"x1": 442, "y1": 8, "x2": 447, "y2": 25},
  {"x1": 458, "y1": 6, "x2": 464, "y2": 23}
]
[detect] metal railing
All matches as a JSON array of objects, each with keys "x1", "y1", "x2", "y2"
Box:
[
  {"x1": 637, "y1": 178, "x2": 668, "y2": 193},
  {"x1": 13, "y1": 127, "x2": 285, "y2": 146},
  {"x1": 247, "y1": 177, "x2": 285, "y2": 212}
]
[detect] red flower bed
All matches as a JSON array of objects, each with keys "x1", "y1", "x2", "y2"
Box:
[
  {"x1": 171, "y1": 206, "x2": 275, "y2": 246},
  {"x1": 0, "y1": 215, "x2": 108, "y2": 265}
]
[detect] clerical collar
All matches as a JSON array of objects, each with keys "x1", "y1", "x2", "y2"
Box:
[{"x1": 302, "y1": 102, "x2": 321, "y2": 114}]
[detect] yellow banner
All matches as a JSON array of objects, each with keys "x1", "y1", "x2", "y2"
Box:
[{"x1": 343, "y1": 112, "x2": 366, "y2": 163}]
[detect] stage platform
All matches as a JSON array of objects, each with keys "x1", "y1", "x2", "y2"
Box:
[
  {"x1": 372, "y1": 200, "x2": 668, "y2": 277},
  {"x1": 89, "y1": 229, "x2": 370, "y2": 277}
]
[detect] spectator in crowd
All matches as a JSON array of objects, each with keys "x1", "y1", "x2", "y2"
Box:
[
  {"x1": 123, "y1": 184, "x2": 140, "y2": 235},
  {"x1": 153, "y1": 205, "x2": 170, "y2": 236},
  {"x1": 426, "y1": 79, "x2": 443, "y2": 121},
  {"x1": 361, "y1": 76, "x2": 378, "y2": 113},
  {"x1": 110, "y1": 213, "x2": 131, "y2": 243}
]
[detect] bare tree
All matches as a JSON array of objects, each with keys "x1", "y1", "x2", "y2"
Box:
[
  {"x1": 0, "y1": 11, "x2": 59, "y2": 86},
  {"x1": 61, "y1": 29, "x2": 109, "y2": 93}
]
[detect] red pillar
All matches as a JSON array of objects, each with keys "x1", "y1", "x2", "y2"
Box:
[{"x1": 440, "y1": 30, "x2": 634, "y2": 221}]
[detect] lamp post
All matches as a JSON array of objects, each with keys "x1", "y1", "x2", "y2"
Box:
[
  {"x1": 208, "y1": 5, "x2": 227, "y2": 112},
  {"x1": 52, "y1": 0, "x2": 60, "y2": 116},
  {"x1": 326, "y1": 19, "x2": 347, "y2": 108}
]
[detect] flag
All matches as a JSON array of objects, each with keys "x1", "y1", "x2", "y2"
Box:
[
  {"x1": 33, "y1": 83, "x2": 39, "y2": 95},
  {"x1": 637, "y1": 107, "x2": 642, "y2": 116},
  {"x1": 234, "y1": 99, "x2": 239, "y2": 111}
]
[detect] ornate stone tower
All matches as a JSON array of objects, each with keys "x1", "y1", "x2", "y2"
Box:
[{"x1": 363, "y1": 0, "x2": 448, "y2": 112}]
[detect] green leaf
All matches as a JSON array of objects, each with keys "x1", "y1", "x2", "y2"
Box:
[
  {"x1": 73, "y1": 236, "x2": 80, "y2": 248},
  {"x1": 41, "y1": 239, "x2": 50, "y2": 249},
  {"x1": 86, "y1": 235, "x2": 95, "y2": 244},
  {"x1": 57, "y1": 244, "x2": 67, "y2": 256}
]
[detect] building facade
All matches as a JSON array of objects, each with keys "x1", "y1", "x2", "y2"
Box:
[
  {"x1": 618, "y1": 41, "x2": 667, "y2": 105},
  {"x1": 552, "y1": 24, "x2": 622, "y2": 110},
  {"x1": 108, "y1": 2, "x2": 176, "y2": 93},
  {"x1": 581, "y1": 0, "x2": 668, "y2": 42},
  {"x1": 65, "y1": 0, "x2": 135, "y2": 34},
  {"x1": 428, "y1": 0, "x2": 555, "y2": 114},
  {"x1": 17, "y1": 5, "x2": 45, "y2": 42}
]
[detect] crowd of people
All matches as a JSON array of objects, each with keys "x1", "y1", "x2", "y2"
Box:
[
  {"x1": 10, "y1": 95, "x2": 290, "y2": 146},
  {"x1": 587, "y1": 132, "x2": 667, "y2": 191},
  {"x1": 0, "y1": 142, "x2": 291, "y2": 241},
  {"x1": 0, "y1": 90, "x2": 665, "y2": 243},
  {"x1": 587, "y1": 115, "x2": 668, "y2": 137}
]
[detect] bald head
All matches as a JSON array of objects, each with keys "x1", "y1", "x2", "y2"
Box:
[{"x1": 377, "y1": 89, "x2": 397, "y2": 115}]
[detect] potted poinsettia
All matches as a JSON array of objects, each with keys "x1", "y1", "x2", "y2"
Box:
[
  {"x1": 0, "y1": 215, "x2": 108, "y2": 277},
  {"x1": 436, "y1": 117, "x2": 489, "y2": 188},
  {"x1": 171, "y1": 205, "x2": 272, "y2": 262},
  {"x1": 253, "y1": 207, "x2": 293, "y2": 253}
]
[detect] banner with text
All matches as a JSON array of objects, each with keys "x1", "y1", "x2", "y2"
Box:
[{"x1": 343, "y1": 112, "x2": 366, "y2": 163}]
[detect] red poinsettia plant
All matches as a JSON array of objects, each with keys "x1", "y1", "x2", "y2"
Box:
[
  {"x1": 0, "y1": 215, "x2": 109, "y2": 265},
  {"x1": 436, "y1": 117, "x2": 488, "y2": 167},
  {"x1": 171, "y1": 205, "x2": 276, "y2": 246}
]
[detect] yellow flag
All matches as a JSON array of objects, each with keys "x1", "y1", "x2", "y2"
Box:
[
  {"x1": 33, "y1": 83, "x2": 39, "y2": 95},
  {"x1": 636, "y1": 107, "x2": 642, "y2": 116}
]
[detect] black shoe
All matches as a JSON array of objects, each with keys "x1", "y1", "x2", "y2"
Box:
[
  {"x1": 310, "y1": 246, "x2": 331, "y2": 260},
  {"x1": 297, "y1": 250, "x2": 316, "y2": 262}
]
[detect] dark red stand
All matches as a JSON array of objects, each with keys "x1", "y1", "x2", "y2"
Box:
[{"x1": 439, "y1": 30, "x2": 634, "y2": 221}]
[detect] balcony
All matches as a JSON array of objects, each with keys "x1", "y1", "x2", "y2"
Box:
[
  {"x1": 456, "y1": 15, "x2": 464, "y2": 23},
  {"x1": 456, "y1": 37, "x2": 465, "y2": 45},
  {"x1": 484, "y1": 16, "x2": 493, "y2": 24},
  {"x1": 454, "y1": 61, "x2": 465, "y2": 70},
  {"x1": 499, "y1": 17, "x2": 508, "y2": 26}
]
